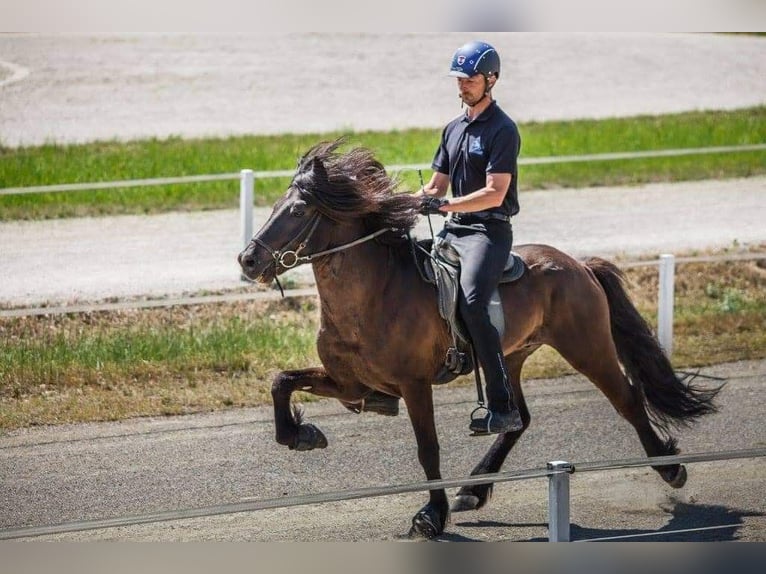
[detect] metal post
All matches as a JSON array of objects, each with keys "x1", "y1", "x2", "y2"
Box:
[
  {"x1": 240, "y1": 169, "x2": 254, "y2": 250},
  {"x1": 658, "y1": 253, "x2": 675, "y2": 357},
  {"x1": 547, "y1": 460, "x2": 574, "y2": 542}
]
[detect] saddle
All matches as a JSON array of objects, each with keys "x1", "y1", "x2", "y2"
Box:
[{"x1": 418, "y1": 235, "x2": 526, "y2": 384}]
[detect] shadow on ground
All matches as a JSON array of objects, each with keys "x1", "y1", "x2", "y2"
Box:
[{"x1": 442, "y1": 501, "x2": 764, "y2": 542}]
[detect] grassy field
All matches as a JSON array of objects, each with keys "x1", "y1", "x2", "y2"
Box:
[
  {"x1": 1, "y1": 106, "x2": 765, "y2": 220},
  {"x1": 1, "y1": 255, "x2": 764, "y2": 430}
]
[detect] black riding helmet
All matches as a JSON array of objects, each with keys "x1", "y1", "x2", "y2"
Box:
[{"x1": 448, "y1": 41, "x2": 501, "y2": 81}]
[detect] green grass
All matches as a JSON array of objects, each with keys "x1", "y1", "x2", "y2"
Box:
[
  {"x1": 0, "y1": 308, "x2": 316, "y2": 395},
  {"x1": 1, "y1": 107, "x2": 764, "y2": 220}
]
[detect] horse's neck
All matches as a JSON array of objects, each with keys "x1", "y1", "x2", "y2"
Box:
[
  {"x1": 311, "y1": 226, "x2": 407, "y2": 312},
  {"x1": 312, "y1": 234, "x2": 388, "y2": 290}
]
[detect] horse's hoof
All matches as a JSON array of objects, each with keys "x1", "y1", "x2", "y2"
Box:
[
  {"x1": 452, "y1": 483, "x2": 492, "y2": 512},
  {"x1": 363, "y1": 392, "x2": 400, "y2": 416},
  {"x1": 408, "y1": 506, "x2": 447, "y2": 540},
  {"x1": 293, "y1": 423, "x2": 328, "y2": 451},
  {"x1": 668, "y1": 464, "x2": 687, "y2": 489},
  {"x1": 451, "y1": 494, "x2": 481, "y2": 512}
]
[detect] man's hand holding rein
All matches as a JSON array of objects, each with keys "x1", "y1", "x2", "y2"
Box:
[{"x1": 418, "y1": 196, "x2": 449, "y2": 216}]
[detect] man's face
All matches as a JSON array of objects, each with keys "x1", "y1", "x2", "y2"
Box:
[{"x1": 457, "y1": 74, "x2": 493, "y2": 106}]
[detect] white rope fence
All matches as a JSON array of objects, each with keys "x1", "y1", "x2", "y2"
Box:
[
  {"x1": 0, "y1": 447, "x2": 762, "y2": 542},
  {"x1": 2, "y1": 144, "x2": 763, "y2": 197},
  {"x1": 3, "y1": 143, "x2": 764, "y2": 356}
]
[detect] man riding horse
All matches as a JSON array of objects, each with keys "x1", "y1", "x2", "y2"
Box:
[{"x1": 417, "y1": 40, "x2": 524, "y2": 435}]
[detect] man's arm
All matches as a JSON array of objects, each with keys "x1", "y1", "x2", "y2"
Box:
[
  {"x1": 414, "y1": 172, "x2": 450, "y2": 198},
  {"x1": 442, "y1": 172, "x2": 511, "y2": 213}
]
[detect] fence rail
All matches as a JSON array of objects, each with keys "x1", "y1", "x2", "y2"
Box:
[
  {"x1": 2, "y1": 143, "x2": 764, "y2": 196},
  {"x1": 1, "y1": 447, "x2": 762, "y2": 542}
]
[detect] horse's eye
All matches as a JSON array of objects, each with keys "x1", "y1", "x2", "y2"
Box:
[{"x1": 290, "y1": 202, "x2": 307, "y2": 217}]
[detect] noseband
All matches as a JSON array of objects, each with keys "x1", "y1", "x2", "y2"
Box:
[
  {"x1": 252, "y1": 215, "x2": 323, "y2": 269},
  {"x1": 251, "y1": 212, "x2": 393, "y2": 271}
]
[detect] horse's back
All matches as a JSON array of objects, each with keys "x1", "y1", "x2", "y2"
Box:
[{"x1": 514, "y1": 243, "x2": 585, "y2": 274}]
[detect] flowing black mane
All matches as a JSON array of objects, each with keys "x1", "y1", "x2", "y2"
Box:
[{"x1": 291, "y1": 139, "x2": 421, "y2": 231}]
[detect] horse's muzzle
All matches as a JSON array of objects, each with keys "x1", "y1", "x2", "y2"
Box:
[{"x1": 238, "y1": 248, "x2": 274, "y2": 283}]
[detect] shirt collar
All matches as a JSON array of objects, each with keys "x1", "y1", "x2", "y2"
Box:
[{"x1": 462, "y1": 100, "x2": 497, "y2": 124}]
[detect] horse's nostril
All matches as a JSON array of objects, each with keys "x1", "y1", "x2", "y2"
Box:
[{"x1": 238, "y1": 251, "x2": 253, "y2": 267}]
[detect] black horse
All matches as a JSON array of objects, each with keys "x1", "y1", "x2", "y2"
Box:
[{"x1": 238, "y1": 140, "x2": 719, "y2": 539}]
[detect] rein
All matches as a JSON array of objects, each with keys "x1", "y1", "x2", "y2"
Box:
[{"x1": 251, "y1": 213, "x2": 394, "y2": 295}]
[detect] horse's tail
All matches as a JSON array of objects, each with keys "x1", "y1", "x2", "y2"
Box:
[{"x1": 583, "y1": 256, "x2": 721, "y2": 435}]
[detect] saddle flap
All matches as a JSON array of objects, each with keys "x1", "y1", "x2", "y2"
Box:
[{"x1": 425, "y1": 239, "x2": 524, "y2": 357}]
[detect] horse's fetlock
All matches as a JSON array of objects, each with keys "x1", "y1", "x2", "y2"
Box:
[{"x1": 271, "y1": 373, "x2": 289, "y2": 396}]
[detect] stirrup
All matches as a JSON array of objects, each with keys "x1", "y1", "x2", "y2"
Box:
[
  {"x1": 445, "y1": 346, "x2": 473, "y2": 375},
  {"x1": 468, "y1": 405, "x2": 490, "y2": 436}
]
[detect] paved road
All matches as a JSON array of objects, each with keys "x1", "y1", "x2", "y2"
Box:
[
  {"x1": 1, "y1": 359, "x2": 764, "y2": 541},
  {"x1": 1, "y1": 176, "x2": 764, "y2": 307}
]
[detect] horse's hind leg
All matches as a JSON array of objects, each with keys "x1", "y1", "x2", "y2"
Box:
[
  {"x1": 271, "y1": 367, "x2": 368, "y2": 451},
  {"x1": 550, "y1": 320, "x2": 686, "y2": 488},
  {"x1": 453, "y1": 347, "x2": 537, "y2": 512}
]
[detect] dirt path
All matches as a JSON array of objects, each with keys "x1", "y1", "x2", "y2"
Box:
[
  {"x1": 2, "y1": 33, "x2": 764, "y2": 307},
  {"x1": 1, "y1": 34, "x2": 764, "y2": 146},
  {"x1": 1, "y1": 176, "x2": 763, "y2": 307}
]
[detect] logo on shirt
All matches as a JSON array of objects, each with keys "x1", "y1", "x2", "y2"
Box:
[{"x1": 469, "y1": 137, "x2": 483, "y2": 155}]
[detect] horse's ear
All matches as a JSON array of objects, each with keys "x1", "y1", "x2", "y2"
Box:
[{"x1": 310, "y1": 157, "x2": 329, "y2": 183}]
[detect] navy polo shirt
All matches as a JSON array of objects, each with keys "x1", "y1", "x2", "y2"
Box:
[{"x1": 431, "y1": 100, "x2": 521, "y2": 217}]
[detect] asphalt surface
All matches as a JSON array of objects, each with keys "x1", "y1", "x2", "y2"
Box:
[{"x1": 1, "y1": 359, "x2": 764, "y2": 541}]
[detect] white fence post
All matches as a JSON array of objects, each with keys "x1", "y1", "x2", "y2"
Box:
[
  {"x1": 240, "y1": 169, "x2": 254, "y2": 250},
  {"x1": 547, "y1": 460, "x2": 574, "y2": 542},
  {"x1": 658, "y1": 254, "x2": 675, "y2": 357}
]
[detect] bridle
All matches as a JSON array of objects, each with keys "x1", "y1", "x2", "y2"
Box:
[{"x1": 250, "y1": 210, "x2": 393, "y2": 272}]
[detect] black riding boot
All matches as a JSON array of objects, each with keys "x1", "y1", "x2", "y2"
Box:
[{"x1": 469, "y1": 404, "x2": 523, "y2": 435}]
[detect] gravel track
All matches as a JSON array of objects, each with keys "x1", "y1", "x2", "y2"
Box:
[
  {"x1": 1, "y1": 360, "x2": 764, "y2": 541},
  {"x1": 1, "y1": 176, "x2": 764, "y2": 308},
  {"x1": 1, "y1": 33, "x2": 765, "y2": 147}
]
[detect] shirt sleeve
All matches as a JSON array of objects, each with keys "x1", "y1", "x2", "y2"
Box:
[
  {"x1": 431, "y1": 125, "x2": 450, "y2": 175},
  {"x1": 486, "y1": 124, "x2": 520, "y2": 174}
]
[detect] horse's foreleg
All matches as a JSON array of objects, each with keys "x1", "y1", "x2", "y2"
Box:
[
  {"x1": 453, "y1": 348, "x2": 536, "y2": 512},
  {"x1": 400, "y1": 383, "x2": 450, "y2": 539},
  {"x1": 272, "y1": 367, "x2": 367, "y2": 451}
]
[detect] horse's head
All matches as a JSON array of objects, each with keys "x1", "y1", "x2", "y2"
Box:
[
  {"x1": 238, "y1": 155, "x2": 328, "y2": 284},
  {"x1": 238, "y1": 140, "x2": 421, "y2": 283}
]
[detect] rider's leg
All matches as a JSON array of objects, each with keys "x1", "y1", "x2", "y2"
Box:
[{"x1": 451, "y1": 222, "x2": 522, "y2": 434}]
